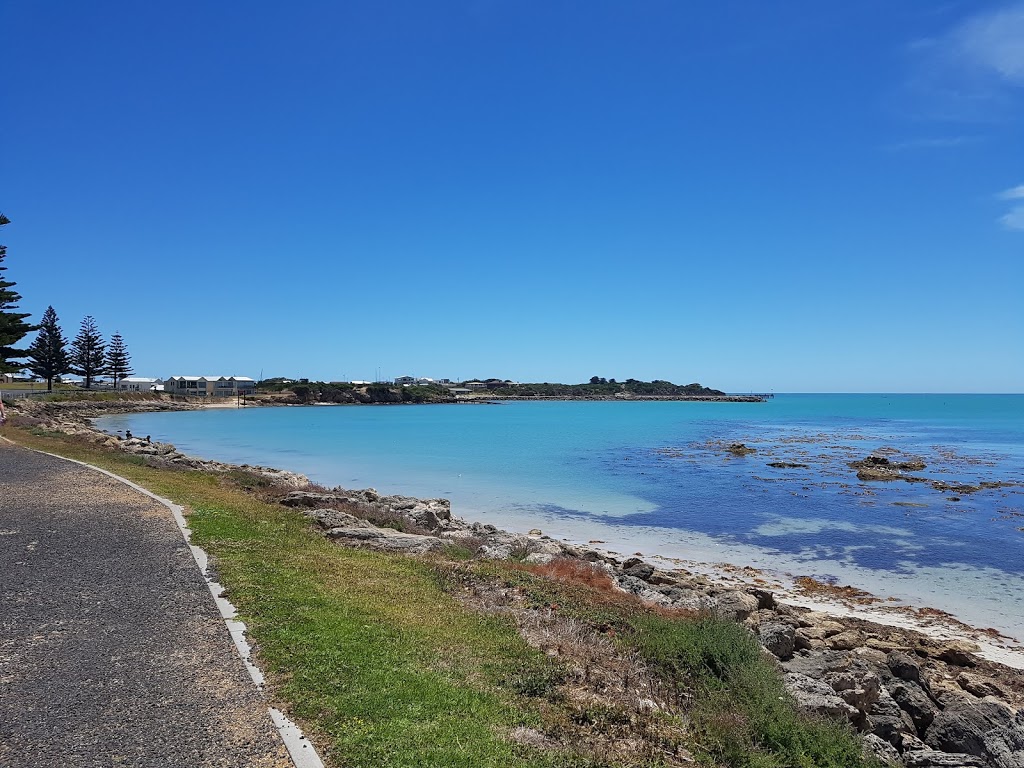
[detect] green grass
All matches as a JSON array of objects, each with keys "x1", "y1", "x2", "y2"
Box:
[
  {"x1": 189, "y1": 503, "x2": 553, "y2": 767},
  {"x1": 5, "y1": 426, "x2": 882, "y2": 768}
]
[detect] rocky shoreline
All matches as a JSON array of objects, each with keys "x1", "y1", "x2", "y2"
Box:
[
  {"x1": 7, "y1": 396, "x2": 1024, "y2": 767},
  {"x1": 8, "y1": 397, "x2": 308, "y2": 487}
]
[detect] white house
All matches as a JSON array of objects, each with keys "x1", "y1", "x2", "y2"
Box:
[{"x1": 117, "y1": 377, "x2": 163, "y2": 392}]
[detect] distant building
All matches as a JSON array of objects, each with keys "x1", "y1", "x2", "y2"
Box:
[
  {"x1": 394, "y1": 376, "x2": 444, "y2": 387},
  {"x1": 165, "y1": 376, "x2": 256, "y2": 397},
  {"x1": 1, "y1": 372, "x2": 34, "y2": 384},
  {"x1": 463, "y1": 381, "x2": 488, "y2": 390},
  {"x1": 117, "y1": 377, "x2": 163, "y2": 392},
  {"x1": 394, "y1": 376, "x2": 440, "y2": 386}
]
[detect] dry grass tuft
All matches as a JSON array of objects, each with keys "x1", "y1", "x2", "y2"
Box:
[{"x1": 533, "y1": 557, "x2": 619, "y2": 593}]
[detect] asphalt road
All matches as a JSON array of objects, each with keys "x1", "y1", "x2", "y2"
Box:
[{"x1": 0, "y1": 441, "x2": 292, "y2": 768}]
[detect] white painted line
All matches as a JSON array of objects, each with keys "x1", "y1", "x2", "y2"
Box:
[{"x1": 6, "y1": 440, "x2": 326, "y2": 768}]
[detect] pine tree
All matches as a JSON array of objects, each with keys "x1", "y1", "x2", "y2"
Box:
[
  {"x1": 0, "y1": 213, "x2": 36, "y2": 374},
  {"x1": 70, "y1": 316, "x2": 106, "y2": 389},
  {"x1": 105, "y1": 332, "x2": 133, "y2": 389},
  {"x1": 26, "y1": 306, "x2": 71, "y2": 390}
]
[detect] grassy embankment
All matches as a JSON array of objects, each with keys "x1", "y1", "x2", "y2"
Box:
[
  {"x1": 31, "y1": 390, "x2": 170, "y2": 402},
  {"x1": 0, "y1": 382, "x2": 80, "y2": 391},
  {"x1": 4, "y1": 422, "x2": 882, "y2": 768}
]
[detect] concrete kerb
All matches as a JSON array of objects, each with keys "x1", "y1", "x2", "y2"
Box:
[{"x1": 2, "y1": 438, "x2": 326, "y2": 768}]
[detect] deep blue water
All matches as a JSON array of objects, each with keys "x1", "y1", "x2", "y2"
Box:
[{"x1": 98, "y1": 395, "x2": 1024, "y2": 635}]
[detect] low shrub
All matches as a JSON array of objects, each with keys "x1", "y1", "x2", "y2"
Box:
[{"x1": 631, "y1": 615, "x2": 879, "y2": 768}]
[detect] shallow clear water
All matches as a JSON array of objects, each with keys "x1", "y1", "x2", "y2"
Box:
[{"x1": 98, "y1": 394, "x2": 1024, "y2": 637}]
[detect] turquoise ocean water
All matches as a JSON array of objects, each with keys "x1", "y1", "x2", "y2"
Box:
[{"x1": 99, "y1": 395, "x2": 1024, "y2": 638}]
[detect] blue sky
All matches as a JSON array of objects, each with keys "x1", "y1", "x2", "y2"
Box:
[{"x1": 3, "y1": 1, "x2": 1022, "y2": 392}]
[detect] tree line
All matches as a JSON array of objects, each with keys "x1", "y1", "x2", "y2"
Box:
[
  {"x1": 0, "y1": 213, "x2": 134, "y2": 390},
  {"x1": 493, "y1": 379, "x2": 726, "y2": 397}
]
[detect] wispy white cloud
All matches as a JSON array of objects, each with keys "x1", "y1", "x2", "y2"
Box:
[
  {"x1": 1000, "y1": 205, "x2": 1024, "y2": 230},
  {"x1": 996, "y1": 184, "x2": 1024, "y2": 230},
  {"x1": 905, "y1": 2, "x2": 1024, "y2": 121},
  {"x1": 997, "y1": 184, "x2": 1024, "y2": 200},
  {"x1": 954, "y1": 4, "x2": 1024, "y2": 84},
  {"x1": 885, "y1": 135, "x2": 981, "y2": 151}
]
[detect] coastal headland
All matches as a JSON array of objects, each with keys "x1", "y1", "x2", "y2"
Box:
[
  {"x1": 249, "y1": 377, "x2": 769, "y2": 406},
  {"x1": 4, "y1": 394, "x2": 1024, "y2": 768}
]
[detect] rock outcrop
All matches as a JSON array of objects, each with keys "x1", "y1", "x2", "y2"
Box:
[
  {"x1": 850, "y1": 454, "x2": 928, "y2": 482},
  {"x1": 773, "y1": 637, "x2": 1024, "y2": 767}
]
